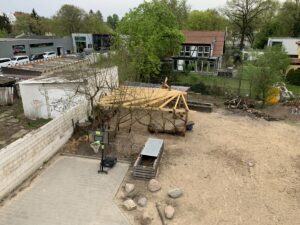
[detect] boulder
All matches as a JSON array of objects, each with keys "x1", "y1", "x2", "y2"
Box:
[
  {"x1": 125, "y1": 183, "x2": 135, "y2": 193},
  {"x1": 148, "y1": 179, "x2": 161, "y2": 192},
  {"x1": 168, "y1": 188, "x2": 183, "y2": 198},
  {"x1": 137, "y1": 196, "x2": 147, "y2": 207},
  {"x1": 123, "y1": 199, "x2": 137, "y2": 211},
  {"x1": 164, "y1": 205, "x2": 175, "y2": 219}
]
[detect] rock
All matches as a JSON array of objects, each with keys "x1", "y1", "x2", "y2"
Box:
[
  {"x1": 148, "y1": 179, "x2": 161, "y2": 192},
  {"x1": 164, "y1": 205, "x2": 175, "y2": 219},
  {"x1": 140, "y1": 211, "x2": 152, "y2": 225},
  {"x1": 137, "y1": 196, "x2": 147, "y2": 207},
  {"x1": 123, "y1": 199, "x2": 137, "y2": 211},
  {"x1": 125, "y1": 183, "x2": 135, "y2": 193},
  {"x1": 119, "y1": 191, "x2": 127, "y2": 200},
  {"x1": 7, "y1": 118, "x2": 19, "y2": 123},
  {"x1": 168, "y1": 188, "x2": 183, "y2": 198},
  {"x1": 0, "y1": 141, "x2": 6, "y2": 145}
]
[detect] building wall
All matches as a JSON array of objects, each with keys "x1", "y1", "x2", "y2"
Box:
[
  {"x1": 268, "y1": 38, "x2": 300, "y2": 56},
  {"x1": 71, "y1": 33, "x2": 93, "y2": 53},
  {"x1": 19, "y1": 66, "x2": 119, "y2": 119},
  {"x1": 0, "y1": 103, "x2": 88, "y2": 200},
  {"x1": 0, "y1": 37, "x2": 73, "y2": 58}
]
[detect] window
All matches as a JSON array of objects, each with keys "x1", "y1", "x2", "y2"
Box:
[
  {"x1": 198, "y1": 45, "x2": 211, "y2": 57},
  {"x1": 180, "y1": 46, "x2": 191, "y2": 57},
  {"x1": 0, "y1": 59, "x2": 10, "y2": 63}
]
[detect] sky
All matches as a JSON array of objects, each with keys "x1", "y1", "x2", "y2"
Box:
[{"x1": 0, "y1": 0, "x2": 227, "y2": 19}]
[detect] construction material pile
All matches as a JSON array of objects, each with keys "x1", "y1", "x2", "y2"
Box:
[
  {"x1": 224, "y1": 96, "x2": 281, "y2": 121},
  {"x1": 224, "y1": 96, "x2": 255, "y2": 110}
]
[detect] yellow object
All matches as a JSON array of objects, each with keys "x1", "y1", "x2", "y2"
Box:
[{"x1": 266, "y1": 87, "x2": 280, "y2": 105}]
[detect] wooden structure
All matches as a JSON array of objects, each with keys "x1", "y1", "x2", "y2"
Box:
[
  {"x1": 133, "y1": 138, "x2": 164, "y2": 179},
  {"x1": 98, "y1": 85, "x2": 190, "y2": 122}
]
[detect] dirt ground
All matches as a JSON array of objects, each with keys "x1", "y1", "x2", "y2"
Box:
[{"x1": 115, "y1": 108, "x2": 300, "y2": 225}]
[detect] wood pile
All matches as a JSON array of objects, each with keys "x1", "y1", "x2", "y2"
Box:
[
  {"x1": 224, "y1": 96, "x2": 281, "y2": 121},
  {"x1": 224, "y1": 96, "x2": 255, "y2": 110}
]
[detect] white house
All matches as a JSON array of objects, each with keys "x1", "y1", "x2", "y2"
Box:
[
  {"x1": 19, "y1": 66, "x2": 118, "y2": 119},
  {"x1": 71, "y1": 33, "x2": 94, "y2": 53},
  {"x1": 267, "y1": 37, "x2": 300, "y2": 57}
]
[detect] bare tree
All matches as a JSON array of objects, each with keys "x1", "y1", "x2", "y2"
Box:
[{"x1": 223, "y1": 0, "x2": 270, "y2": 49}]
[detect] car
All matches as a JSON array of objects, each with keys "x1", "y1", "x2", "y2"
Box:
[
  {"x1": 11, "y1": 55, "x2": 30, "y2": 66},
  {"x1": 43, "y1": 51, "x2": 57, "y2": 59},
  {"x1": 30, "y1": 54, "x2": 44, "y2": 61},
  {"x1": 0, "y1": 58, "x2": 12, "y2": 69}
]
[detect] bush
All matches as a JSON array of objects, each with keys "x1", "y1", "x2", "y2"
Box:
[
  {"x1": 286, "y1": 69, "x2": 300, "y2": 86},
  {"x1": 190, "y1": 82, "x2": 209, "y2": 94}
]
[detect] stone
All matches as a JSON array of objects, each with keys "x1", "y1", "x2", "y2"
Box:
[
  {"x1": 164, "y1": 205, "x2": 175, "y2": 219},
  {"x1": 148, "y1": 179, "x2": 161, "y2": 192},
  {"x1": 7, "y1": 118, "x2": 19, "y2": 123},
  {"x1": 11, "y1": 129, "x2": 28, "y2": 139},
  {"x1": 137, "y1": 196, "x2": 147, "y2": 207},
  {"x1": 0, "y1": 141, "x2": 6, "y2": 145},
  {"x1": 140, "y1": 211, "x2": 152, "y2": 225},
  {"x1": 168, "y1": 188, "x2": 183, "y2": 199},
  {"x1": 125, "y1": 183, "x2": 135, "y2": 193},
  {"x1": 123, "y1": 199, "x2": 137, "y2": 211}
]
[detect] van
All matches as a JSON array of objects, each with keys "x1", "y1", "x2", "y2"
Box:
[
  {"x1": 0, "y1": 58, "x2": 12, "y2": 68},
  {"x1": 11, "y1": 55, "x2": 29, "y2": 66},
  {"x1": 43, "y1": 51, "x2": 57, "y2": 59}
]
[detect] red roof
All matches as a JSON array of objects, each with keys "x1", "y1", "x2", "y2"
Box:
[{"x1": 181, "y1": 30, "x2": 225, "y2": 57}]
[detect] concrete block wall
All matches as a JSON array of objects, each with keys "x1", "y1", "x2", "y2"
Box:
[{"x1": 0, "y1": 103, "x2": 88, "y2": 200}]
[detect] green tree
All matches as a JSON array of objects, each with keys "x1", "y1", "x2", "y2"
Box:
[
  {"x1": 223, "y1": 0, "x2": 270, "y2": 49},
  {"x1": 82, "y1": 12, "x2": 110, "y2": 33},
  {"x1": 107, "y1": 14, "x2": 119, "y2": 30},
  {"x1": 116, "y1": 1, "x2": 184, "y2": 81},
  {"x1": 161, "y1": 0, "x2": 191, "y2": 28},
  {"x1": 250, "y1": 46, "x2": 290, "y2": 103},
  {"x1": 53, "y1": 4, "x2": 85, "y2": 35},
  {"x1": 277, "y1": 0, "x2": 300, "y2": 37},
  {"x1": 187, "y1": 9, "x2": 228, "y2": 31},
  {"x1": 0, "y1": 13, "x2": 12, "y2": 34}
]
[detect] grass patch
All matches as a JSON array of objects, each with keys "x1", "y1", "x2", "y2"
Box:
[
  {"x1": 25, "y1": 118, "x2": 52, "y2": 129},
  {"x1": 173, "y1": 72, "x2": 300, "y2": 97}
]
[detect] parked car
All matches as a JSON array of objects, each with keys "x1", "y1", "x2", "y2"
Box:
[
  {"x1": 30, "y1": 54, "x2": 44, "y2": 61},
  {"x1": 10, "y1": 55, "x2": 29, "y2": 66},
  {"x1": 0, "y1": 58, "x2": 12, "y2": 69},
  {"x1": 43, "y1": 51, "x2": 57, "y2": 59}
]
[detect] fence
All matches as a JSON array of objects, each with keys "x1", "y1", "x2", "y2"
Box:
[{"x1": 0, "y1": 103, "x2": 88, "y2": 200}]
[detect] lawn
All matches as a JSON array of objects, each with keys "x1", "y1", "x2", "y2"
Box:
[{"x1": 174, "y1": 72, "x2": 300, "y2": 97}]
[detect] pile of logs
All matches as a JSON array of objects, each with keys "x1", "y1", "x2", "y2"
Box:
[
  {"x1": 282, "y1": 100, "x2": 300, "y2": 107},
  {"x1": 224, "y1": 96, "x2": 281, "y2": 121},
  {"x1": 224, "y1": 96, "x2": 255, "y2": 110}
]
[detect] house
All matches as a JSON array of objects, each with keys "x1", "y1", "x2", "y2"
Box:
[
  {"x1": 268, "y1": 37, "x2": 300, "y2": 73},
  {"x1": 19, "y1": 66, "x2": 118, "y2": 119},
  {"x1": 173, "y1": 30, "x2": 225, "y2": 74}
]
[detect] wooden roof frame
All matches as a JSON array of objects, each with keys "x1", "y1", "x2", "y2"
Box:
[{"x1": 98, "y1": 85, "x2": 189, "y2": 113}]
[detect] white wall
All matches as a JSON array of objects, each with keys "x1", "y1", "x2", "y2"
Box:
[
  {"x1": 71, "y1": 33, "x2": 93, "y2": 53},
  {"x1": 19, "y1": 66, "x2": 119, "y2": 119},
  {"x1": 268, "y1": 38, "x2": 300, "y2": 56},
  {"x1": 0, "y1": 103, "x2": 88, "y2": 200}
]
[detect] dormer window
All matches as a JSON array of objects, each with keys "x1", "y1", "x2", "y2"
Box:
[{"x1": 198, "y1": 46, "x2": 210, "y2": 57}]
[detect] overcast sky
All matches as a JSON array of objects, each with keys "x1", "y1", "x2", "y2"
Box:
[{"x1": 0, "y1": 0, "x2": 227, "y2": 19}]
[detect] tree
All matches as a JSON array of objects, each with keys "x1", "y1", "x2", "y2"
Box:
[
  {"x1": 223, "y1": 0, "x2": 270, "y2": 50},
  {"x1": 106, "y1": 14, "x2": 119, "y2": 30},
  {"x1": 187, "y1": 9, "x2": 228, "y2": 31},
  {"x1": 0, "y1": 13, "x2": 12, "y2": 34},
  {"x1": 249, "y1": 46, "x2": 290, "y2": 104},
  {"x1": 161, "y1": 0, "x2": 191, "y2": 28},
  {"x1": 53, "y1": 4, "x2": 85, "y2": 35},
  {"x1": 276, "y1": 0, "x2": 300, "y2": 37},
  {"x1": 82, "y1": 13, "x2": 110, "y2": 33},
  {"x1": 116, "y1": 1, "x2": 184, "y2": 81}
]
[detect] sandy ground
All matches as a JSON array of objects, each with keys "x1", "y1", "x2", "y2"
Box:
[{"x1": 115, "y1": 108, "x2": 300, "y2": 225}]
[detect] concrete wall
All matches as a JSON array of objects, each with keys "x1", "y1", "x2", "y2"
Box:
[
  {"x1": 0, "y1": 103, "x2": 88, "y2": 201},
  {"x1": 19, "y1": 66, "x2": 118, "y2": 119}
]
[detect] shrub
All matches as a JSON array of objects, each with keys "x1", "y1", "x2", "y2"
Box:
[{"x1": 286, "y1": 69, "x2": 300, "y2": 86}]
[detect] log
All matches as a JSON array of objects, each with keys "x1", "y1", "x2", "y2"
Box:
[{"x1": 156, "y1": 202, "x2": 167, "y2": 225}]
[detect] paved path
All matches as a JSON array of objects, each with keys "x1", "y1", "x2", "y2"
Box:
[{"x1": 0, "y1": 156, "x2": 130, "y2": 225}]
